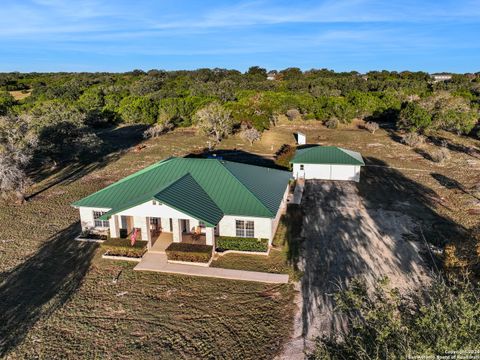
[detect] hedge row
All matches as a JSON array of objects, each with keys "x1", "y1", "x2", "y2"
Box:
[
  {"x1": 216, "y1": 236, "x2": 269, "y2": 252},
  {"x1": 166, "y1": 243, "x2": 213, "y2": 263},
  {"x1": 101, "y1": 237, "x2": 148, "y2": 258}
]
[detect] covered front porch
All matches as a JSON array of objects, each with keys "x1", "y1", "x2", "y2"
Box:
[
  {"x1": 149, "y1": 231, "x2": 209, "y2": 253},
  {"x1": 108, "y1": 214, "x2": 216, "y2": 251}
]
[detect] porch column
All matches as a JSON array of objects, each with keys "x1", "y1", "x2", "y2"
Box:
[
  {"x1": 205, "y1": 227, "x2": 215, "y2": 246},
  {"x1": 172, "y1": 219, "x2": 182, "y2": 243},
  {"x1": 161, "y1": 217, "x2": 171, "y2": 232},
  {"x1": 144, "y1": 217, "x2": 152, "y2": 249},
  {"x1": 109, "y1": 215, "x2": 120, "y2": 238}
]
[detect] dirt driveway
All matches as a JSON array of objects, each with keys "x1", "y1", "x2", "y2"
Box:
[{"x1": 280, "y1": 180, "x2": 432, "y2": 359}]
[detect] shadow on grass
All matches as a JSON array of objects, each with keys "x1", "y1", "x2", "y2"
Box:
[
  {"x1": 0, "y1": 222, "x2": 96, "y2": 357},
  {"x1": 413, "y1": 148, "x2": 433, "y2": 161},
  {"x1": 431, "y1": 172, "x2": 480, "y2": 201},
  {"x1": 185, "y1": 148, "x2": 287, "y2": 170},
  {"x1": 283, "y1": 204, "x2": 303, "y2": 271},
  {"x1": 426, "y1": 134, "x2": 480, "y2": 159},
  {"x1": 27, "y1": 125, "x2": 147, "y2": 201}
]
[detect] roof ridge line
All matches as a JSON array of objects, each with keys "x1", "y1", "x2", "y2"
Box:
[
  {"x1": 218, "y1": 161, "x2": 274, "y2": 217},
  {"x1": 72, "y1": 157, "x2": 175, "y2": 206},
  {"x1": 337, "y1": 147, "x2": 365, "y2": 165},
  {"x1": 153, "y1": 172, "x2": 193, "y2": 196},
  {"x1": 153, "y1": 172, "x2": 224, "y2": 227},
  {"x1": 97, "y1": 173, "x2": 184, "y2": 216}
]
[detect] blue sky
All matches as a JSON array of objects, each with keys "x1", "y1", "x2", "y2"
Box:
[{"x1": 0, "y1": 0, "x2": 479, "y2": 73}]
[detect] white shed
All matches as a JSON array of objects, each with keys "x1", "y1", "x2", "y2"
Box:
[
  {"x1": 290, "y1": 146, "x2": 364, "y2": 182},
  {"x1": 296, "y1": 132, "x2": 306, "y2": 145}
]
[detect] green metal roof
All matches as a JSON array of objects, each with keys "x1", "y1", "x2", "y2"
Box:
[
  {"x1": 154, "y1": 173, "x2": 223, "y2": 227},
  {"x1": 73, "y1": 157, "x2": 291, "y2": 225},
  {"x1": 291, "y1": 146, "x2": 365, "y2": 166}
]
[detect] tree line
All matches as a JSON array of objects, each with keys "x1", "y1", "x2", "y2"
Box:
[{"x1": 0, "y1": 68, "x2": 479, "y2": 201}]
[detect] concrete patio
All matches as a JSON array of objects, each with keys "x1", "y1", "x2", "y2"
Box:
[
  {"x1": 149, "y1": 232, "x2": 208, "y2": 252},
  {"x1": 134, "y1": 252, "x2": 289, "y2": 284}
]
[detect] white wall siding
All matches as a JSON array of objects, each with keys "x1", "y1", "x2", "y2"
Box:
[
  {"x1": 330, "y1": 165, "x2": 360, "y2": 182},
  {"x1": 292, "y1": 163, "x2": 361, "y2": 182},
  {"x1": 78, "y1": 206, "x2": 111, "y2": 230},
  {"x1": 219, "y1": 215, "x2": 273, "y2": 240},
  {"x1": 271, "y1": 184, "x2": 290, "y2": 244},
  {"x1": 116, "y1": 201, "x2": 197, "y2": 221}
]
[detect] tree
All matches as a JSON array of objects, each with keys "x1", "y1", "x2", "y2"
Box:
[
  {"x1": 194, "y1": 102, "x2": 233, "y2": 142},
  {"x1": 0, "y1": 115, "x2": 38, "y2": 203},
  {"x1": 241, "y1": 127, "x2": 261, "y2": 145},
  {"x1": 364, "y1": 121, "x2": 380, "y2": 134},
  {"x1": 421, "y1": 92, "x2": 478, "y2": 134},
  {"x1": 77, "y1": 87, "x2": 105, "y2": 111},
  {"x1": 30, "y1": 101, "x2": 102, "y2": 163},
  {"x1": 246, "y1": 66, "x2": 267, "y2": 81},
  {"x1": 118, "y1": 96, "x2": 158, "y2": 124},
  {"x1": 398, "y1": 102, "x2": 432, "y2": 132},
  {"x1": 315, "y1": 276, "x2": 480, "y2": 360},
  {"x1": 0, "y1": 91, "x2": 15, "y2": 115},
  {"x1": 279, "y1": 67, "x2": 303, "y2": 81}
]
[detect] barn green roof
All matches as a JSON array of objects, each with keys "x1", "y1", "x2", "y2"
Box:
[
  {"x1": 291, "y1": 146, "x2": 364, "y2": 166},
  {"x1": 72, "y1": 157, "x2": 291, "y2": 227}
]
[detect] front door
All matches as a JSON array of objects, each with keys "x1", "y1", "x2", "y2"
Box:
[
  {"x1": 297, "y1": 164, "x2": 305, "y2": 179},
  {"x1": 150, "y1": 217, "x2": 162, "y2": 232},
  {"x1": 181, "y1": 219, "x2": 190, "y2": 233}
]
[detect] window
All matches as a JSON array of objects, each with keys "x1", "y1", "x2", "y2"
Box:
[
  {"x1": 245, "y1": 221, "x2": 254, "y2": 238},
  {"x1": 199, "y1": 221, "x2": 206, "y2": 228},
  {"x1": 93, "y1": 211, "x2": 109, "y2": 228},
  {"x1": 300, "y1": 164, "x2": 304, "y2": 170},
  {"x1": 236, "y1": 220, "x2": 255, "y2": 238}
]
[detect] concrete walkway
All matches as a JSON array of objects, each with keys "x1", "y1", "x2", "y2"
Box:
[
  {"x1": 134, "y1": 252, "x2": 289, "y2": 284},
  {"x1": 291, "y1": 179, "x2": 305, "y2": 205}
]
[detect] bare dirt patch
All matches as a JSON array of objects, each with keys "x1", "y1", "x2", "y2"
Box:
[{"x1": 279, "y1": 180, "x2": 432, "y2": 359}]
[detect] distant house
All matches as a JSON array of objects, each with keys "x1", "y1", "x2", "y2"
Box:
[
  {"x1": 267, "y1": 72, "x2": 277, "y2": 81},
  {"x1": 72, "y1": 157, "x2": 290, "y2": 249},
  {"x1": 431, "y1": 73, "x2": 452, "y2": 82},
  {"x1": 291, "y1": 146, "x2": 364, "y2": 182}
]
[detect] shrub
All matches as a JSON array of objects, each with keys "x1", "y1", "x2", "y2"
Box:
[
  {"x1": 430, "y1": 147, "x2": 450, "y2": 163},
  {"x1": 402, "y1": 132, "x2": 425, "y2": 147},
  {"x1": 240, "y1": 127, "x2": 261, "y2": 145},
  {"x1": 364, "y1": 121, "x2": 379, "y2": 134},
  {"x1": 275, "y1": 144, "x2": 296, "y2": 169},
  {"x1": 315, "y1": 277, "x2": 480, "y2": 359},
  {"x1": 166, "y1": 243, "x2": 213, "y2": 263},
  {"x1": 286, "y1": 108, "x2": 301, "y2": 121},
  {"x1": 79, "y1": 228, "x2": 107, "y2": 240},
  {"x1": 398, "y1": 101, "x2": 432, "y2": 132},
  {"x1": 101, "y1": 237, "x2": 147, "y2": 258},
  {"x1": 143, "y1": 123, "x2": 173, "y2": 138},
  {"x1": 216, "y1": 236, "x2": 269, "y2": 252},
  {"x1": 324, "y1": 117, "x2": 339, "y2": 129}
]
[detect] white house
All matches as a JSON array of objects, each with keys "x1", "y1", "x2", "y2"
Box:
[
  {"x1": 431, "y1": 73, "x2": 452, "y2": 82},
  {"x1": 291, "y1": 146, "x2": 364, "y2": 182},
  {"x1": 72, "y1": 157, "x2": 291, "y2": 250}
]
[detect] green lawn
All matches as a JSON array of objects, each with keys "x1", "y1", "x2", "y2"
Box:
[
  {"x1": 8, "y1": 256, "x2": 294, "y2": 359},
  {"x1": 1, "y1": 121, "x2": 479, "y2": 358},
  {"x1": 0, "y1": 127, "x2": 295, "y2": 359},
  {"x1": 211, "y1": 214, "x2": 303, "y2": 281}
]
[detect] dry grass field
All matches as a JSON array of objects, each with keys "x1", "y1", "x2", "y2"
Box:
[
  {"x1": 8, "y1": 90, "x2": 32, "y2": 100},
  {"x1": 1, "y1": 119, "x2": 479, "y2": 358}
]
